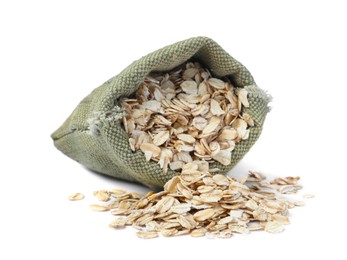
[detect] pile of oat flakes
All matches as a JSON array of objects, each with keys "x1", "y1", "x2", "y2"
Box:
[{"x1": 69, "y1": 166, "x2": 311, "y2": 239}]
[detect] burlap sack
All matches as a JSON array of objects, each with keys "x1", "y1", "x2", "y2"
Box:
[{"x1": 51, "y1": 36, "x2": 271, "y2": 190}]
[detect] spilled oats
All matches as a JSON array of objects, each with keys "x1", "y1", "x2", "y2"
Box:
[{"x1": 81, "y1": 165, "x2": 311, "y2": 239}]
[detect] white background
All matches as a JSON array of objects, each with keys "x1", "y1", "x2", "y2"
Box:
[{"x1": 1, "y1": 0, "x2": 346, "y2": 259}]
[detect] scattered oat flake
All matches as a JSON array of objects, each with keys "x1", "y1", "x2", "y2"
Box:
[
  {"x1": 193, "y1": 208, "x2": 215, "y2": 221},
  {"x1": 293, "y1": 201, "x2": 306, "y2": 206},
  {"x1": 278, "y1": 185, "x2": 302, "y2": 194},
  {"x1": 94, "y1": 190, "x2": 110, "y2": 202},
  {"x1": 303, "y1": 194, "x2": 315, "y2": 199},
  {"x1": 90, "y1": 204, "x2": 109, "y2": 212},
  {"x1": 155, "y1": 196, "x2": 175, "y2": 213},
  {"x1": 271, "y1": 214, "x2": 290, "y2": 225},
  {"x1": 217, "y1": 230, "x2": 233, "y2": 239},
  {"x1": 68, "y1": 193, "x2": 84, "y2": 201},
  {"x1": 264, "y1": 221, "x2": 285, "y2": 234},
  {"x1": 136, "y1": 231, "x2": 158, "y2": 239},
  {"x1": 170, "y1": 203, "x2": 191, "y2": 214},
  {"x1": 206, "y1": 232, "x2": 216, "y2": 239},
  {"x1": 190, "y1": 229, "x2": 206, "y2": 237},
  {"x1": 109, "y1": 217, "x2": 127, "y2": 228},
  {"x1": 111, "y1": 188, "x2": 127, "y2": 196}
]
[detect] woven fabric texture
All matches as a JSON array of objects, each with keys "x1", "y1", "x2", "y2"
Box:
[{"x1": 51, "y1": 36, "x2": 271, "y2": 190}]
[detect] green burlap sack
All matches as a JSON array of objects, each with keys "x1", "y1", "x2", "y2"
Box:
[{"x1": 51, "y1": 36, "x2": 271, "y2": 190}]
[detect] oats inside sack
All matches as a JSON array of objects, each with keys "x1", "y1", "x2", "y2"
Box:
[{"x1": 120, "y1": 61, "x2": 253, "y2": 174}]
